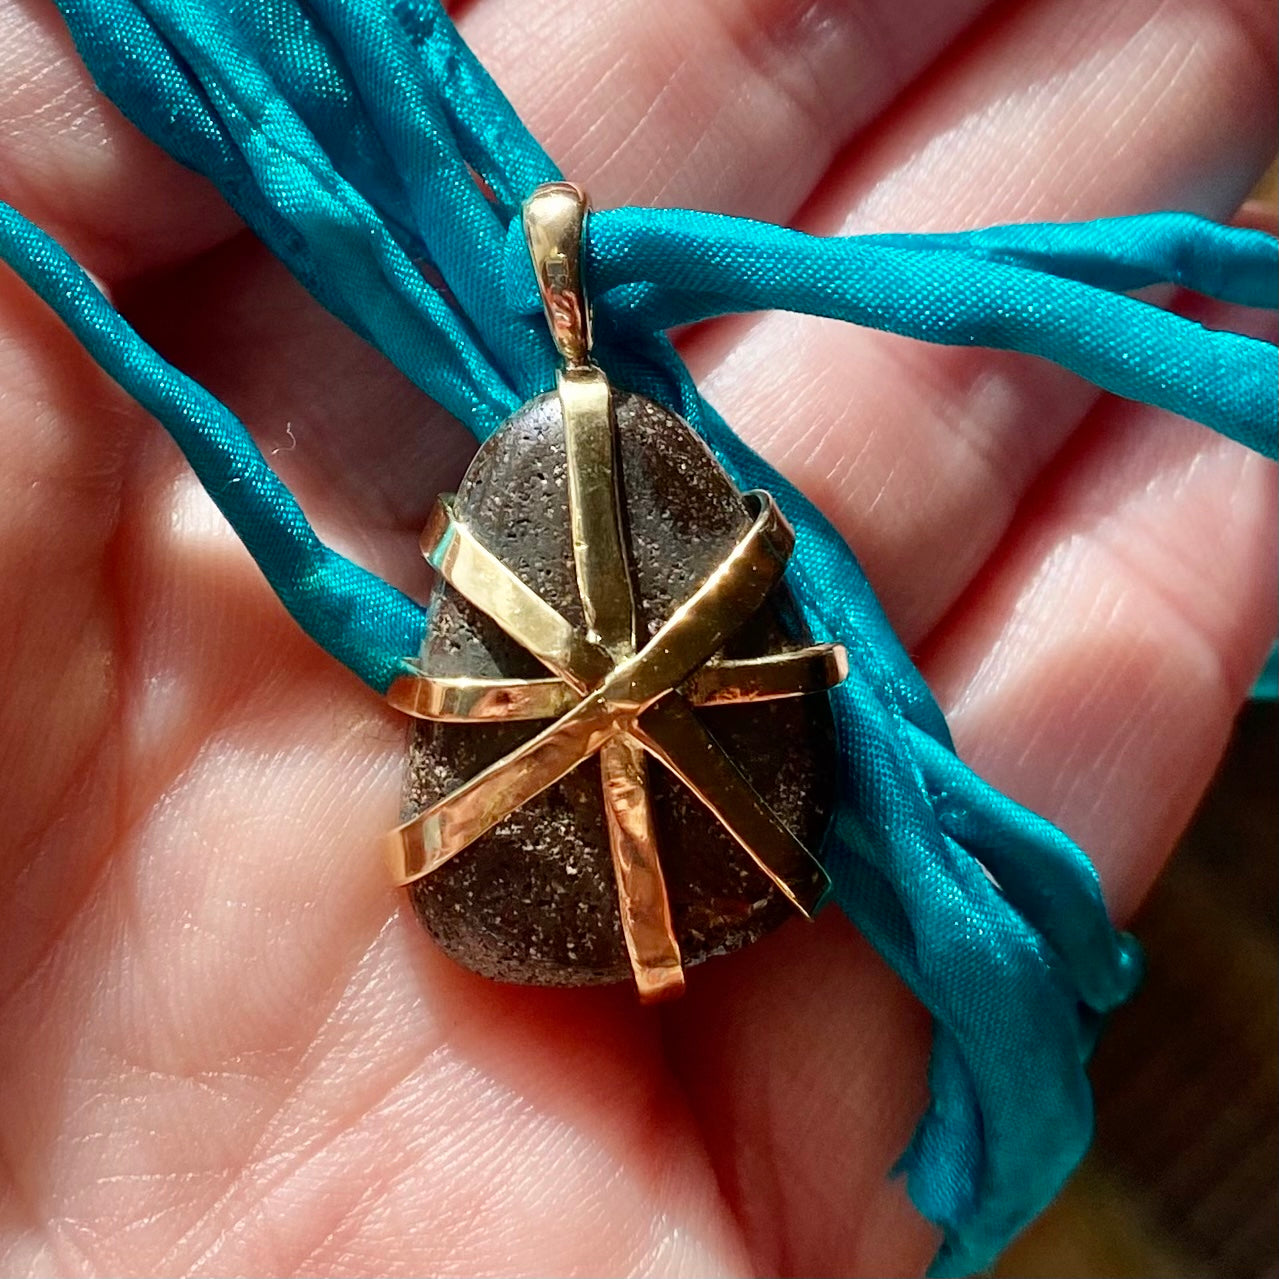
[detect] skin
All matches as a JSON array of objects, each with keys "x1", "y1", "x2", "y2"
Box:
[{"x1": 0, "y1": 0, "x2": 1275, "y2": 1273}]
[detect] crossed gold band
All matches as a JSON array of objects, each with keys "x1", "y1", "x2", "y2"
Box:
[
  {"x1": 387, "y1": 646, "x2": 848, "y2": 721},
  {"x1": 385, "y1": 183, "x2": 846, "y2": 1000}
]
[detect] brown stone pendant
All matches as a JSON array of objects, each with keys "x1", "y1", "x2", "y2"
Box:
[{"x1": 383, "y1": 184, "x2": 846, "y2": 1000}]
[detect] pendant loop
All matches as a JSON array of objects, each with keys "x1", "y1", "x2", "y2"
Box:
[{"x1": 523, "y1": 182, "x2": 593, "y2": 368}]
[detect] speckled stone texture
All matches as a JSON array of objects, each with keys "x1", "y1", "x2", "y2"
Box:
[{"x1": 403, "y1": 390, "x2": 837, "y2": 986}]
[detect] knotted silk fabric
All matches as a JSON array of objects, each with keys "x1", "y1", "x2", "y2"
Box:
[{"x1": 1, "y1": 0, "x2": 1275, "y2": 1272}]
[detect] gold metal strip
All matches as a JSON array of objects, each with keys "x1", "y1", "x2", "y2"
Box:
[
  {"x1": 386, "y1": 671, "x2": 572, "y2": 721},
  {"x1": 412, "y1": 492, "x2": 795, "y2": 719},
  {"x1": 686, "y1": 644, "x2": 850, "y2": 705},
  {"x1": 385, "y1": 690, "x2": 616, "y2": 885},
  {"x1": 392, "y1": 179, "x2": 843, "y2": 995},
  {"x1": 630, "y1": 696, "x2": 831, "y2": 918},
  {"x1": 559, "y1": 356, "x2": 682, "y2": 998},
  {"x1": 390, "y1": 644, "x2": 848, "y2": 722},
  {"x1": 600, "y1": 491, "x2": 794, "y2": 713},
  {"x1": 392, "y1": 493, "x2": 813, "y2": 898},
  {"x1": 600, "y1": 738, "x2": 685, "y2": 1001},
  {"x1": 523, "y1": 183, "x2": 592, "y2": 367},
  {"x1": 422, "y1": 495, "x2": 612, "y2": 692},
  {"x1": 389, "y1": 497, "x2": 795, "y2": 885},
  {"x1": 560, "y1": 366, "x2": 636, "y2": 654}
]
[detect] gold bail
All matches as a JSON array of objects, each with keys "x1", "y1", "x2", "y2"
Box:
[{"x1": 523, "y1": 182, "x2": 592, "y2": 368}]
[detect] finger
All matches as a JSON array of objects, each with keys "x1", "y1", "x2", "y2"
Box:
[
  {"x1": 3, "y1": 0, "x2": 996, "y2": 286},
  {"x1": 667, "y1": 0, "x2": 1275, "y2": 1271},
  {"x1": 690, "y1": 0, "x2": 1276, "y2": 643},
  {"x1": 112, "y1": 233, "x2": 469, "y2": 599},
  {"x1": 919, "y1": 299, "x2": 1278, "y2": 919},
  {"x1": 27, "y1": 0, "x2": 1020, "y2": 597},
  {"x1": 0, "y1": 260, "x2": 146, "y2": 979},
  {"x1": 114, "y1": 0, "x2": 1009, "y2": 592},
  {"x1": 0, "y1": 0, "x2": 241, "y2": 279},
  {"x1": 460, "y1": 0, "x2": 994, "y2": 221},
  {"x1": 663, "y1": 912, "x2": 941, "y2": 1277},
  {"x1": 669, "y1": 336, "x2": 1277, "y2": 1275}
]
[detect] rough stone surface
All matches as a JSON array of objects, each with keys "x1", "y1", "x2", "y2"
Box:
[{"x1": 403, "y1": 390, "x2": 837, "y2": 987}]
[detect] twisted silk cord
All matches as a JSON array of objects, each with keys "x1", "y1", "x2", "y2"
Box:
[{"x1": 0, "y1": 0, "x2": 1274, "y2": 1271}]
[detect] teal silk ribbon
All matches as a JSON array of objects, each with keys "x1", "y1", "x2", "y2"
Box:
[{"x1": 0, "y1": 0, "x2": 1275, "y2": 1272}]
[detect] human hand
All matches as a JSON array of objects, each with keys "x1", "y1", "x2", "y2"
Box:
[{"x1": 1, "y1": 0, "x2": 1275, "y2": 1273}]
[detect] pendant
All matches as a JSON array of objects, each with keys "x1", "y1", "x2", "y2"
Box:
[{"x1": 385, "y1": 184, "x2": 847, "y2": 1001}]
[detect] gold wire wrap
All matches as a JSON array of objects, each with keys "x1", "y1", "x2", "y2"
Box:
[{"x1": 386, "y1": 183, "x2": 845, "y2": 998}]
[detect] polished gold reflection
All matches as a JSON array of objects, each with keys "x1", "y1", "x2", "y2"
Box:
[
  {"x1": 523, "y1": 182, "x2": 593, "y2": 367},
  {"x1": 387, "y1": 182, "x2": 846, "y2": 999},
  {"x1": 388, "y1": 645, "x2": 849, "y2": 724},
  {"x1": 558, "y1": 360, "x2": 685, "y2": 997}
]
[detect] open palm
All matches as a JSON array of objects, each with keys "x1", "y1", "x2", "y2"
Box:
[{"x1": 1, "y1": 0, "x2": 1275, "y2": 1274}]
